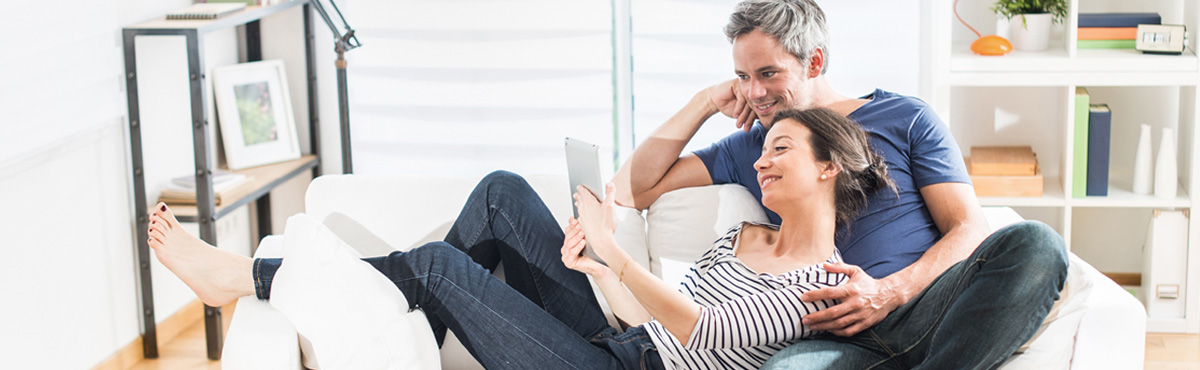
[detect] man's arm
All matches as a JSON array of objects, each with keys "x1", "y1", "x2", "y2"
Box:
[
  {"x1": 800, "y1": 182, "x2": 990, "y2": 336},
  {"x1": 612, "y1": 80, "x2": 755, "y2": 209},
  {"x1": 888, "y1": 183, "x2": 990, "y2": 300}
]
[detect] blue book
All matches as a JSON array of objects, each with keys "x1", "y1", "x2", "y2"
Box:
[
  {"x1": 1086, "y1": 104, "x2": 1112, "y2": 196},
  {"x1": 1078, "y1": 13, "x2": 1161, "y2": 28}
]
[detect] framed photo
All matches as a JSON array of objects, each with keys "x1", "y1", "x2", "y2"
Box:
[{"x1": 212, "y1": 60, "x2": 301, "y2": 170}]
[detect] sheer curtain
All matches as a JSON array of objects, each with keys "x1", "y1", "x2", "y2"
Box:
[
  {"x1": 344, "y1": 0, "x2": 615, "y2": 177},
  {"x1": 340, "y1": 0, "x2": 920, "y2": 177}
]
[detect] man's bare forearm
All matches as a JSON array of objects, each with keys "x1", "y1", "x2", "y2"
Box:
[
  {"x1": 613, "y1": 92, "x2": 719, "y2": 208},
  {"x1": 881, "y1": 217, "x2": 989, "y2": 304}
]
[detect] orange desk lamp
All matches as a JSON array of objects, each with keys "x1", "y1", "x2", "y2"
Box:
[{"x1": 956, "y1": 0, "x2": 1013, "y2": 55}]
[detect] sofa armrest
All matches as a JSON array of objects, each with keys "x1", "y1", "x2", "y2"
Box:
[
  {"x1": 1070, "y1": 257, "x2": 1147, "y2": 370},
  {"x1": 222, "y1": 236, "x2": 305, "y2": 370}
]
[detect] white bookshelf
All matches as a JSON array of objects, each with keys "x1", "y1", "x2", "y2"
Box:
[{"x1": 927, "y1": 0, "x2": 1200, "y2": 333}]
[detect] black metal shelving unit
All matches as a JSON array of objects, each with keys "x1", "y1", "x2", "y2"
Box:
[{"x1": 122, "y1": 0, "x2": 337, "y2": 360}]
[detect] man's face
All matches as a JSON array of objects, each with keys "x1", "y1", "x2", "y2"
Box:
[{"x1": 732, "y1": 29, "x2": 814, "y2": 128}]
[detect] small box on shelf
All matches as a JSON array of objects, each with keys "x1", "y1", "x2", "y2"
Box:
[{"x1": 968, "y1": 146, "x2": 1044, "y2": 198}]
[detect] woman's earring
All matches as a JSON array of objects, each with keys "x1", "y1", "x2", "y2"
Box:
[{"x1": 820, "y1": 174, "x2": 827, "y2": 180}]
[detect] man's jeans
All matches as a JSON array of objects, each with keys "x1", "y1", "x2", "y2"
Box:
[
  {"x1": 254, "y1": 171, "x2": 664, "y2": 370},
  {"x1": 761, "y1": 220, "x2": 1069, "y2": 370}
]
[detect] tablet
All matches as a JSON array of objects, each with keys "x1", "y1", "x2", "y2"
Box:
[{"x1": 564, "y1": 137, "x2": 607, "y2": 265}]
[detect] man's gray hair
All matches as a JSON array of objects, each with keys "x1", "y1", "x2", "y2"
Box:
[{"x1": 724, "y1": 0, "x2": 830, "y2": 74}]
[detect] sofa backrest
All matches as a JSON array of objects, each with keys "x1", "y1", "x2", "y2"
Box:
[
  {"x1": 305, "y1": 173, "x2": 574, "y2": 256},
  {"x1": 645, "y1": 184, "x2": 769, "y2": 275}
]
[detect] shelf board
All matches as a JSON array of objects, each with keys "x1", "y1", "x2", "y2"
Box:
[
  {"x1": 948, "y1": 45, "x2": 1200, "y2": 86},
  {"x1": 165, "y1": 155, "x2": 318, "y2": 222},
  {"x1": 1067, "y1": 180, "x2": 1190, "y2": 209},
  {"x1": 978, "y1": 177, "x2": 1067, "y2": 207},
  {"x1": 125, "y1": 0, "x2": 307, "y2": 34}
]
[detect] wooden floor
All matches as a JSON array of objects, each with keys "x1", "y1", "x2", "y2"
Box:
[
  {"x1": 1147, "y1": 333, "x2": 1200, "y2": 370},
  {"x1": 124, "y1": 303, "x2": 234, "y2": 370},
  {"x1": 121, "y1": 326, "x2": 1200, "y2": 369}
]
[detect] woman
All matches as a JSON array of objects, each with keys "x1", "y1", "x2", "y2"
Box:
[{"x1": 147, "y1": 107, "x2": 894, "y2": 369}]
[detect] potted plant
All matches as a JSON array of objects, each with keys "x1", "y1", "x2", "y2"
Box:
[{"x1": 991, "y1": 0, "x2": 1067, "y2": 51}]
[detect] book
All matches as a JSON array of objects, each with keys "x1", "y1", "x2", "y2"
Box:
[
  {"x1": 1086, "y1": 104, "x2": 1112, "y2": 196},
  {"x1": 169, "y1": 170, "x2": 245, "y2": 190},
  {"x1": 969, "y1": 161, "x2": 1044, "y2": 197},
  {"x1": 1077, "y1": 13, "x2": 1161, "y2": 28},
  {"x1": 1077, "y1": 27, "x2": 1138, "y2": 40},
  {"x1": 969, "y1": 146, "x2": 1037, "y2": 176},
  {"x1": 166, "y1": 3, "x2": 247, "y2": 20},
  {"x1": 206, "y1": 0, "x2": 259, "y2": 5},
  {"x1": 1077, "y1": 39, "x2": 1138, "y2": 49},
  {"x1": 158, "y1": 177, "x2": 252, "y2": 206},
  {"x1": 1072, "y1": 88, "x2": 1089, "y2": 198},
  {"x1": 166, "y1": 174, "x2": 250, "y2": 194}
]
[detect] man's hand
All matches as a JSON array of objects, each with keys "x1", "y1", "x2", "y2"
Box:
[
  {"x1": 801, "y1": 263, "x2": 905, "y2": 336},
  {"x1": 705, "y1": 79, "x2": 759, "y2": 132}
]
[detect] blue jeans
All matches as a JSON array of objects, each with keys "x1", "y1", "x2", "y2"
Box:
[
  {"x1": 254, "y1": 171, "x2": 664, "y2": 370},
  {"x1": 761, "y1": 221, "x2": 1068, "y2": 370}
]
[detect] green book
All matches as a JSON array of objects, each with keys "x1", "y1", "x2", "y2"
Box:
[
  {"x1": 1077, "y1": 39, "x2": 1137, "y2": 49},
  {"x1": 1073, "y1": 87, "x2": 1090, "y2": 198}
]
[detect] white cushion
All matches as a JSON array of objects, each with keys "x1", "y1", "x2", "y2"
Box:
[
  {"x1": 997, "y1": 253, "x2": 1092, "y2": 369},
  {"x1": 269, "y1": 214, "x2": 440, "y2": 370},
  {"x1": 221, "y1": 237, "x2": 304, "y2": 370},
  {"x1": 646, "y1": 185, "x2": 768, "y2": 274},
  {"x1": 981, "y1": 207, "x2": 1098, "y2": 370}
]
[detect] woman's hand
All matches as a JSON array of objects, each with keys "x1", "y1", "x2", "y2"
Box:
[
  {"x1": 573, "y1": 183, "x2": 617, "y2": 239},
  {"x1": 560, "y1": 217, "x2": 608, "y2": 277}
]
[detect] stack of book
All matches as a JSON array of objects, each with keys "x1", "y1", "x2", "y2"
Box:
[
  {"x1": 165, "y1": 3, "x2": 246, "y2": 20},
  {"x1": 159, "y1": 170, "x2": 252, "y2": 205},
  {"x1": 1077, "y1": 12, "x2": 1162, "y2": 50},
  {"x1": 967, "y1": 146, "x2": 1043, "y2": 197},
  {"x1": 1072, "y1": 88, "x2": 1113, "y2": 197}
]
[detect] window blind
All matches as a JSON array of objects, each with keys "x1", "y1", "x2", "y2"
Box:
[{"x1": 343, "y1": 0, "x2": 615, "y2": 177}]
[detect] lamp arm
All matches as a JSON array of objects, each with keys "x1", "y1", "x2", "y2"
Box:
[{"x1": 309, "y1": 0, "x2": 361, "y2": 52}]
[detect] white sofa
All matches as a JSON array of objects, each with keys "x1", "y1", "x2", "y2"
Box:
[{"x1": 222, "y1": 173, "x2": 1147, "y2": 369}]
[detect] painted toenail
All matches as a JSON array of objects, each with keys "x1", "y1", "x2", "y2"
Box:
[{"x1": 160, "y1": 205, "x2": 167, "y2": 212}]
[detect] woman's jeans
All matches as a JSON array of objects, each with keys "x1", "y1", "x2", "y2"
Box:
[
  {"x1": 253, "y1": 171, "x2": 664, "y2": 370},
  {"x1": 760, "y1": 220, "x2": 1069, "y2": 370}
]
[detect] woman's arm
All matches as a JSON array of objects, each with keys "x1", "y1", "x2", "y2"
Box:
[
  {"x1": 560, "y1": 218, "x2": 652, "y2": 326},
  {"x1": 685, "y1": 282, "x2": 839, "y2": 350},
  {"x1": 574, "y1": 184, "x2": 704, "y2": 345},
  {"x1": 589, "y1": 228, "x2": 843, "y2": 350},
  {"x1": 591, "y1": 234, "x2": 702, "y2": 345}
]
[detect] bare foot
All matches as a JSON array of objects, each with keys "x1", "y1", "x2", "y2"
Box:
[{"x1": 147, "y1": 202, "x2": 255, "y2": 306}]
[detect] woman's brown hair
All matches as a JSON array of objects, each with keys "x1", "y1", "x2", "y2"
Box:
[{"x1": 769, "y1": 108, "x2": 896, "y2": 226}]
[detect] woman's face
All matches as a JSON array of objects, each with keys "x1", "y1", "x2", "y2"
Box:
[{"x1": 754, "y1": 119, "x2": 833, "y2": 213}]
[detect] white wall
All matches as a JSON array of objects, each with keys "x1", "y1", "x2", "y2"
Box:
[
  {"x1": 0, "y1": 0, "x2": 320, "y2": 368},
  {"x1": 0, "y1": 0, "x2": 182, "y2": 367}
]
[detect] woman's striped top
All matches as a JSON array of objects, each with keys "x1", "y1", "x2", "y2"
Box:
[{"x1": 641, "y1": 222, "x2": 847, "y2": 370}]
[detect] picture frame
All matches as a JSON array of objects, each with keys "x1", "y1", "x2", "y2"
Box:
[{"x1": 212, "y1": 59, "x2": 301, "y2": 170}]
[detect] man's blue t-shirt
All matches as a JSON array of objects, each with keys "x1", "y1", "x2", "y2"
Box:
[{"x1": 693, "y1": 89, "x2": 970, "y2": 278}]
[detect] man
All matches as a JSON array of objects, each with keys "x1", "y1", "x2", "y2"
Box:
[{"x1": 610, "y1": 0, "x2": 1068, "y2": 368}]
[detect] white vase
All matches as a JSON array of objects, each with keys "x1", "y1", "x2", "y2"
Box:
[
  {"x1": 1133, "y1": 124, "x2": 1154, "y2": 195},
  {"x1": 1155, "y1": 128, "x2": 1178, "y2": 199},
  {"x1": 996, "y1": 16, "x2": 1011, "y2": 39},
  {"x1": 1009, "y1": 13, "x2": 1052, "y2": 51}
]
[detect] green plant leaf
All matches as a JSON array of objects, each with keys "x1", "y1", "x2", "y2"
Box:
[{"x1": 990, "y1": 0, "x2": 1067, "y2": 24}]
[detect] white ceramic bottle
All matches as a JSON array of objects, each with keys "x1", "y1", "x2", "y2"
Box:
[
  {"x1": 1133, "y1": 124, "x2": 1154, "y2": 195},
  {"x1": 1155, "y1": 127, "x2": 1178, "y2": 199}
]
